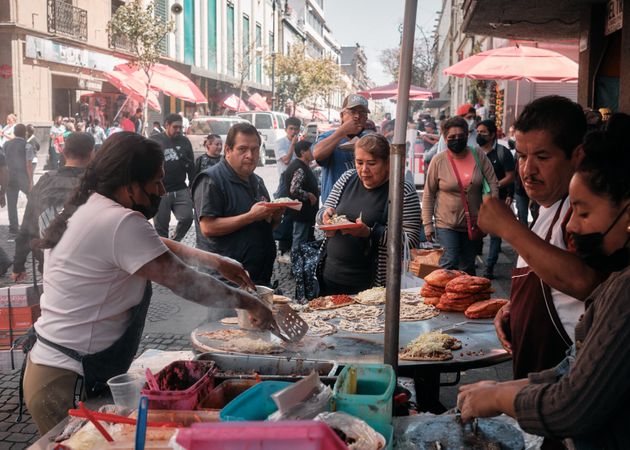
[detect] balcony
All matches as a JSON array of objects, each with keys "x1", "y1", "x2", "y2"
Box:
[{"x1": 47, "y1": 0, "x2": 88, "y2": 42}]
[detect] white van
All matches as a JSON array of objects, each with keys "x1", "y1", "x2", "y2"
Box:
[{"x1": 237, "y1": 111, "x2": 289, "y2": 164}]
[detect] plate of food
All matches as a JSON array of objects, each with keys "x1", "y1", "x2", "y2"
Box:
[
  {"x1": 262, "y1": 197, "x2": 302, "y2": 208},
  {"x1": 399, "y1": 331, "x2": 462, "y2": 361},
  {"x1": 318, "y1": 214, "x2": 362, "y2": 231}
]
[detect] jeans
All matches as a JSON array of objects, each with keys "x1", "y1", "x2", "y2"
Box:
[
  {"x1": 7, "y1": 176, "x2": 30, "y2": 231},
  {"x1": 486, "y1": 235, "x2": 502, "y2": 269},
  {"x1": 153, "y1": 188, "x2": 194, "y2": 241},
  {"x1": 273, "y1": 213, "x2": 293, "y2": 254},
  {"x1": 436, "y1": 227, "x2": 476, "y2": 275},
  {"x1": 291, "y1": 220, "x2": 313, "y2": 254}
]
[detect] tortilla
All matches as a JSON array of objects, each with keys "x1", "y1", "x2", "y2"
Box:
[
  {"x1": 219, "y1": 317, "x2": 239, "y2": 325},
  {"x1": 399, "y1": 331, "x2": 462, "y2": 361},
  {"x1": 465, "y1": 299, "x2": 509, "y2": 319},
  {"x1": 354, "y1": 286, "x2": 386, "y2": 305},
  {"x1": 308, "y1": 295, "x2": 355, "y2": 310},
  {"x1": 338, "y1": 318, "x2": 384, "y2": 334},
  {"x1": 399, "y1": 303, "x2": 440, "y2": 322}
]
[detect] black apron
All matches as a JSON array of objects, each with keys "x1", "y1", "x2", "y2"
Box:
[
  {"x1": 510, "y1": 198, "x2": 573, "y2": 379},
  {"x1": 36, "y1": 281, "x2": 153, "y2": 397}
]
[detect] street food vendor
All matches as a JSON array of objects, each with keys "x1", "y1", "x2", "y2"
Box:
[
  {"x1": 458, "y1": 115, "x2": 630, "y2": 448},
  {"x1": 478, "y1": 96, "x2": 589, "y2": 381},
  {"x1": 23, "y1": 132, "x2": 272, "y2": 435},
  {"x1": 316, "y1": 133, "x2": 422, "y2": 295}
]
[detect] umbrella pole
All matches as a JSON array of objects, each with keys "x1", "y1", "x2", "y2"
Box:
[
  {"x1": 384, "y1": 0, "x2": 418, "y2": 373},
  {"x1": 514, "y1": 81, "x2": 520, "y2": 121}
]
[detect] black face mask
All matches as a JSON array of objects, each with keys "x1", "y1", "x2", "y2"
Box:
[
  {"x1": 572, "y1": 205, "x2": 630, "y2": 272},
  {"x1": 476, "y1": 135, "x2": 490, "y2": 147},
  {"x1": 507, "y1": 138, "x2": 516, "y2": 150},
  {"x1": 131, "y1": 188, "x2": 162, "y2": 220},
  {"x1": 447, "y1": 137, "x2": 467, "y2": 154}
]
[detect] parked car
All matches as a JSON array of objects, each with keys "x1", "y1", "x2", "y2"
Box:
[
  {"x1": 237, "y1": 111, "x2": 289, "y2": 164},
  {"x1": 302, "y1": 121, "x2": 335, "y2": 144},
  {"x1": 187, "y1": 115, "x2": 267, "y2": 166}
]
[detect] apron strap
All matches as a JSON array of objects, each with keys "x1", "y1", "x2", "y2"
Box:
[
  {"x1": 544, "y1": 196, "x2": 567, "y2": 242},
  {"x1": 540, "y1": 279, "x2": 574, "y2": 347}
]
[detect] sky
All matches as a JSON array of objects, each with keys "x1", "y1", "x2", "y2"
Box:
[{"x1": 325, "y1": 0, "x2": 443, "y2": 86}]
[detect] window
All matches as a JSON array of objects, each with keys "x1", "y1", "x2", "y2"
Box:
[
  {"x1": 226, "y1": 3, "x2": 235, "y2": 75},
  {"x1": 274, "y1": 113, "x2": 286, "y2": 129},
  {"x1": 307, "y1": 10, "x2": 323, "y2": 36},
  {"x1": 207, "y1": 0, "x2": 217, "y2": 70},
  {"x1": 255, "y1": 23, "x2": 262, "y2": 83},
  {"x1": 242, "y1": 14, "x2": 250, "y2": 80},
  {"x1": 239, "y1": 113, "x2": 253, "y2": 123},
  {"x1": 184, "y1": 0, "x2": 195, "y2": 64},
  {"x1": 154, "y1": 0, "x2": 169, "y2": 55},
  {"x1": 255, "y1": 114, "x2": 273, "y2": 129}
]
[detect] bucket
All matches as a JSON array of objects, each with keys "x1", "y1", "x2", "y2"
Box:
[
  {"x1": 220, "y1": 381, "x2": 291, "y2": 421},
  {"x1": 107, "y1": 373, "x2": 144, "y2": 409},
  {"x1": 237, "y1": 285, "x2": 273, "y2": 330}
]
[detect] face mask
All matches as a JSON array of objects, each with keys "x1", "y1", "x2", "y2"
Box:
[
  {"x1": 476, "y1": 135, "x2": 490, "y2": 147},
  {"x1": 572, "y1": 205, "x2": 630, "y2": 272},
  {"x1": 447, "y1": 137, "x2": 468, "y2": 154},
  {"x1": 131, "y1": 188, "x2": 162, "y2": 220},
  {"x1": 467, "y1": 119, "x2": 475, "y2": 130}
]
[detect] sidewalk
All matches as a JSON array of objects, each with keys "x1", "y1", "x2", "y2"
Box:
[{"x1": 0, "y1": 157, "x2": 515, "y2": 446}]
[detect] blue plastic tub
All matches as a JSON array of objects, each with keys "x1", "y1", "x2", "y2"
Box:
[
  {"x1": 332, "y1": 364, "x2": 395, "y2": 441},
  {"x1": 220, "y1": 381, "x2": 292, "y2": 421}
]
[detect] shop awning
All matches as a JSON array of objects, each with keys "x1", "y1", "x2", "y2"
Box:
[
  {"x1": 113, "y1": 63, "x2": 207, "y2": 104},
  {"x1": 423, "y1": 99, "x2": 449, "y2": 109},
  {"x1": 222, "y1": 94, "x2": 250, "y2": 112},
  {"x1": 102, "y1": 70, "x2": 161, "y2": 112},
  {"x1": 358, "y1": 82, "x2": 433, "y2": 100},
  {"x1": 247, "y1": 93, "x2": 270, "y2": 111}
]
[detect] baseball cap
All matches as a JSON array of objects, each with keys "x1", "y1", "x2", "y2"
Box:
[
  {"x1": 456, "y1": 103, "x2": 474, "y2": 116},
  {"x1": 342, "y1": 94, "x2": 370, "y2": 112}
]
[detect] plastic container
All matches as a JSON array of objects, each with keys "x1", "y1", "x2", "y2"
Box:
[
  {"x1": 199, "y1": 379, "x2": 256, "y2": 410},
  {"x1": 220, "y1": 381, "x2": 291, "y2": 421},
  {"x1": 236, "y1": 285, "x2": 273, "y2": 330},
  {"x1": 140, "y1": 360, "x2": 215, "y2": 410},
  {"x1": 332, "y1": 363, "x2": 395, "y2": 440},
  {"x1": 108, "y1": 373, "x2": 144, "y2": 409},
  {"x1": 175, "y1": 421, "x2": 347, "y2": 450}
]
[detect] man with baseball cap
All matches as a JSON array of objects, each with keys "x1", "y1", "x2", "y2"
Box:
[{"x1": 313, "y1": 94, "x2": 371, "y2": 202}]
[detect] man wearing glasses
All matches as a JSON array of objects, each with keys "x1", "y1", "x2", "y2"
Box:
[{"x1": 313, "y1": 94, "x2": 371, "y2": 202}]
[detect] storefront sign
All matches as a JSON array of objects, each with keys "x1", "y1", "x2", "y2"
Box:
[
  {"x1": 78, "y1": 79, "x2": 103, "y2": 91},
  {"x1": 0, "y1": 64, "x2": 11, "y2": 79},
  {"x1": 605, "y1": 0, "x2": 623, "y2": 36},
  {"x1": 25, "y1": 35, "x2": 126, "y2": 72}
]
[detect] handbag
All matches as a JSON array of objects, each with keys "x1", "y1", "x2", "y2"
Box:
[{"x1": 447, "y1": 149, "x2": 489, "y2": 241}]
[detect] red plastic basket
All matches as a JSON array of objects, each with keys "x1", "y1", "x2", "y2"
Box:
[
  {"x1": 140, "y1": 360, "x2": 216, "y2": 410},
  {"x1": 175, "y1": 421, "x2": 348, "y2": 450}
]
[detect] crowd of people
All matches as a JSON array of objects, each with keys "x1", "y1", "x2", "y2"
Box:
[{"x1": 1, "y1": 91, "x2": 629, "y2": 446}]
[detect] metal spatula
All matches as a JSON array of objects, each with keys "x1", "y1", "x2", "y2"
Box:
[{"x1": 269, "y1": 304, "x2": 309, "y2": 343}]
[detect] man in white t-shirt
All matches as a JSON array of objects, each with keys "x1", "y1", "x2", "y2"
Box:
[
  {"x1": 275, "y1": 116, "x2": 301, "y2": 178},
  {"x1": 477, "y1": 96, "x2": 595, "y2": 381}
]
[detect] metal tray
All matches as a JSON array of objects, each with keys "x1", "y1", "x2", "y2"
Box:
[{"x1": 195, "y1": 352, "x2": 339, "y2": 378}]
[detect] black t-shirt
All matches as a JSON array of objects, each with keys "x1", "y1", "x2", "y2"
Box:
[
  {"x1": 194, "y1": 154, "x2": 221, "y2": 178},
  {"x1": 192, "y1": 159, "x2": 276, "y2": 285},
  {"x1": 150, "y1": 133, "x2": 195, "y2": 192},
  {"x1": 485, "y1": 143, "x2": 515, "y2": 199},
  {"x1": 324, "y1": 175, "x2": 389, "y2": 289}
]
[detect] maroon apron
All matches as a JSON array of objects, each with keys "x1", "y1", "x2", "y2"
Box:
[{"x1": 510, "y1": 198, "x2": 573, "y2": 379}]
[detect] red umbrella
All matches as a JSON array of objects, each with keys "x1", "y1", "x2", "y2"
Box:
[
  {"x1": 114, "y1": 63, "x2": 207, "y2": 104},
  {"x1": 358, "y1": 83, "x2": 432, "y2": 100},
  {"x1": 103, "y1": 71, "x2": 161, "y2": 112},
  {"x1": 222, "y1": 94, "x2": 249, "y2": 112},
  {"x1": 247, "y1": 93, "x2": 270, "y2": 111},
  {"x1": 443, "y1": 45, "x2": 578, "y2": 83}
]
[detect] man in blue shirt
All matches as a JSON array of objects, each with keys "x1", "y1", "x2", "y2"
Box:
[{"x1": 313, "y1": 94, "x2": 370, "y2": 202}]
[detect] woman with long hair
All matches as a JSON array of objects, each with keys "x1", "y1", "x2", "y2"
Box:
[{"x1": 23, "y1": 132, "x2": 271, "y2": 434}]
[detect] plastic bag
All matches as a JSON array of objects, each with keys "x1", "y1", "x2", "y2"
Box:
[
  {"x1": 315, "y1": 412, "x2": 386, "y2": 450},
  {"x1": 267, "y1": 383, "x2": 332, "y2": 421}
]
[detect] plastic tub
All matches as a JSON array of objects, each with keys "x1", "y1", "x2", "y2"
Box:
[
  {"x1": 332, "y1": 363, "x2": 395, "y2": 440},
  {"x1": 175, "y1": 421, "x2": 347, "y2": 450},
  {"x1": 140, "y1": 360, "x2": 215, "y2": 410},
  {"x1": 219, "y1": 381, "x2": 291, "y2": 421},
  {"x1": 107, "y1": 373, "x2": 143, "y2": 409},
  {"x1": 199, "y1": 379, "x2": 256, "y2": 410}
]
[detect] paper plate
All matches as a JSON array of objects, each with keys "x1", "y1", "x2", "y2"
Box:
[{"x1": 318, "y1": 222, "x2": 362, "y2": 231}]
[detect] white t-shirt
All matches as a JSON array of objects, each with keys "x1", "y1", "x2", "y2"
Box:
[
  {"x1": 31, "y1": 193, "x2": 168, "y2": 375},
  {"x1": 275, "y1": 136, "x2": 294, "y2": 176},
  {"x1": 516, "y1": 198, "x2": 583, "y2": 342}
]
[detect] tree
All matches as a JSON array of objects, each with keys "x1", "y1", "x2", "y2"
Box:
[
  {"x1": 379, "y1": 27, "x2": 435, "y2": 87},
  {"x1": 107, "y1": 0, "x2": 174, "y2": 135},
  {"x1": 268, "y1": 43, "x2": 344, "y2": 117},
  {"x1": 235, "y1": 41, "x2": 262, "y2": 112}
]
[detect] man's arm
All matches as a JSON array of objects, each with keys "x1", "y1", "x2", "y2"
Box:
[
  {"x1": 313, "y1": 120, "x2": 361, "y2": 161},
  {"x1": 498, "y1": 171, "x2": 515, "y2": 190},
  {"x1": 478, "y1": 197, "x2": 602, "y2": 299},
  {"x1": 199, "y1": 202, "x2": 274, "y2": 237}
]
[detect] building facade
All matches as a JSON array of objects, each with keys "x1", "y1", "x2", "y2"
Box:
[{"x1": 340, "y1": 44, "x2": 369, "y2": 92}]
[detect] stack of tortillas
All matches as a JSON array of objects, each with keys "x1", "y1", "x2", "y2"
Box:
[{"x1": 436, "y1": 275, "x2": 493, "y2": 312}]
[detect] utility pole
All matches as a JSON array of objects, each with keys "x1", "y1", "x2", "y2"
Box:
[{"x1": 271, "y1": 0, "x2": 277, "y2": 111}]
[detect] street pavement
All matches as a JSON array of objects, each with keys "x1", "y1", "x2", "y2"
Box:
[{"x1": 0, "y1": 153, "x2": 514, "y2": 447}]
